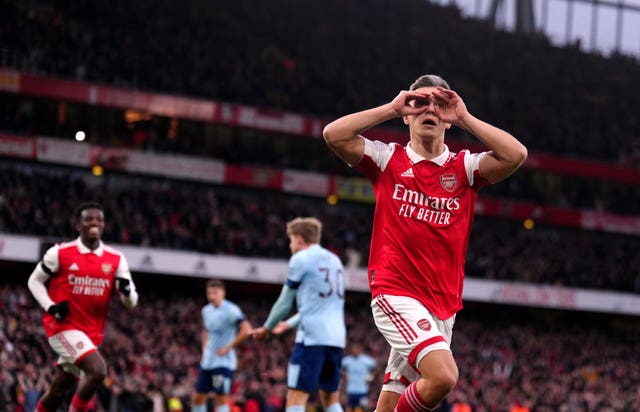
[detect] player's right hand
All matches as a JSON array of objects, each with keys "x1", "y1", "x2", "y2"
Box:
[
  {"x1": 390, "y1": 90, "x2": 430, "y2": 117},
  {"x1": 250, "y1": 327, "x2": 270, "y2": 341},
  {"x1": 47, "y1": 301, "x2": 70, "y2": 320}
]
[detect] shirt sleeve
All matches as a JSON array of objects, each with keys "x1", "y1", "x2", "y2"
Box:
[
  {"x1": 231, "y1": 303, "x2": 245, "y2": 324},
  {"x1": 356, "y1": 139, "x2": 397, "y2": 184},
  {"x1": 27, "y1": 245, "x2": 59, "y2": 311},
  {"x1": 364, "y1": 139, "x2": 395, "y2": 172},
  {"x1": 287, "y1": 252, "x2": 307, "y2": 285},
  {"x1": 285, "y1": 313, "x2": 301, "y2": 328},
  {"x1": 115, "y1": 253, "x2": 138, "y2": 308},
  {"x1": 41, "y1": 244, "x2": 60, "y2": 275},
  {"x1": 463, "y1": 150, "x2": 488, "y2": 186}
]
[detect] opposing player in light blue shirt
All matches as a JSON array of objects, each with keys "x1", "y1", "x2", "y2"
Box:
[
  {"x1": 252, "y1": 217, "x2": 346, "y2": 412},
  {"x1": 343, "y1": 343, "x2": 378, "y2": 412},
  {"x1": 192, "y1": 279, "x2": 251, "y2": 412}
]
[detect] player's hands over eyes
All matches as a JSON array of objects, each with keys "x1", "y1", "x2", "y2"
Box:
[
  {"x1": 390, "y1": 90, "x2": 433, "y2": 117},
  {"x1": 432, "y1": 86, "x2": 469, "y2": 126},
  {"x1": 250, "y1": 327, "x2": 270, "y2": 341}
]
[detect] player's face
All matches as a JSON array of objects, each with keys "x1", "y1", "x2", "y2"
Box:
[
  {"x1": 77, "y1": 208, "x2": 105, "y2": 242},
  {"x1": 206, "y1": 286, "x2": 225, "y2": 307},
  {"x1": 351, "y1": 343, "x2": 362, "y2": 355},
  {"x1": 404, "y1": 86, "x2": 451, "y2": 139},
  {"x1": 288, "y1": 234, "x2": 304, "y2": 255}
]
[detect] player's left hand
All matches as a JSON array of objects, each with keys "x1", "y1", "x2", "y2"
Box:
[
  {"x1": 115, "y1": 277, "x2": 131, "y2": 296},
  {"x1": 432, "y1": 86, "x2": 469, "y2": 126},
  {"x1": 250, "y1": 327, "x2": 270, "y2": 341},
  {"x1": 390, "y1": 90, "x2": 431, "y2": 117},
  {"x1": 271, "y1": 321, "x2": 290, "y2": 335}
]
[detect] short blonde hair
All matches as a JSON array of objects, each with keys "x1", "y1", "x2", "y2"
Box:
[{"x1": 286, "y1": 217, "x2": 323, "y2": 244}]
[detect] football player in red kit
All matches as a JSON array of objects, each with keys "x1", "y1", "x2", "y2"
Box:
[
  {"x1": 28, "y1": 202, "x2": 138, "y2": 412},
  {"x1": 323, "y1": 74, "x2": 527, "y2": 412}
]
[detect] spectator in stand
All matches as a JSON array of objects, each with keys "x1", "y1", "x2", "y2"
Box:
[
  {"x1": 2, "y1": 0, "x2": 639, "y2": 163},
  {"x1": 1, "y1": 282, "x2": 639, "y2": 411},
  {"x1": 16, "y1": 363, "x2": 47, "y2": 412},
  {"x1": 26, "y1": 202, "x2": 139, "y2": 412},
  {"x1": 1, "y1": 162, "x2": 639, "y2": 293}
]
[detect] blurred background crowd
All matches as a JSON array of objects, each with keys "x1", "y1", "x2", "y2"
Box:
[
  {"x1": 0, "y1": 0, "x2": 639, "y2": 411},
  {"x1": 2, "y1": 0, "x2": 639, "y2": 164},
  {"x1": 1, "y1": 162, "x2": 638, "y2": 293},
  {"x1": 0, "y1": 282, "x2": 638, "y2": 412}
]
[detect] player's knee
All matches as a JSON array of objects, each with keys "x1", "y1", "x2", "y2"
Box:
[
  {"x1": 86, "y1": 369, "x2": 107, "y2": 385},
  {"x1": 430, "y1": 366, "x2": 458, "y2": 397},
  {"x1": 79, "y1": 354, "x2": 108, "y2": 379},
  {"x1": 436, "y1": 373, "x2": 458, "y2": 395},
  {"x1": 192, "y1": 391, "x2": 207, "y2": 405},
  {"x1": 83, "y1": 363, "x2": 107, "y2": 385}
]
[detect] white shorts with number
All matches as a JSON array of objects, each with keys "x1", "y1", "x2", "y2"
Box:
[
  {"x1": 48, "y1": 330, "x2": 97, "y2": 378},
  {"x1": 371, "y1": 294, "x2": 455, "y2": 394}
]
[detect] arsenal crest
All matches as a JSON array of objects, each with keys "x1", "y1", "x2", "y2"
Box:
[
  {"x1": 440, "y1": 174, "x2": 458, "y2": 192},
  {"x1": 417, "y1": 319, "x2": 432, "y2": 331},
  {"x1": 101, "y1": 263, "x2": 113, "y2": 275}
]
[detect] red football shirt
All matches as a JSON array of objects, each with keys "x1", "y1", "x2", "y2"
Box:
[
  {"x1": 356, "y1": 140, "x2": 488, "y2": 319},
  {"x1": 42, "y1": 239, "x2": 126, "y2": 345}
]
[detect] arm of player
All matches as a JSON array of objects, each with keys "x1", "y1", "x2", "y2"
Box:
[
  {"x1": 286, "y1": 312, "x2": 301, "y2": 327},
  {"x1": 217, "y1": 319, "x2": 252, "y2": 356},
  {"x1": 28, "y1": 247, "x2": 71, "y2": 320},
  {"x1": 323, "y1": 90, "x2": 430, "y2": 166},
  {"x1": 433, "y1": 87, "x2": 528, "y2": 183},
  {"x1": 27, "y1": 262, "x2": 55, "y2": 311},
  {"x1": 251, "y1": 285, "x2": 297, "y2": 340},
  {"x1": 115, "y1": 256, "x2": 138, "y2": 309},
  {"x1": 263, "y1": 285, "x2": 296, "y2": 329},
  {"x1": 27, "y1": 246, "x2": 60, "y2": 311},
  {"x1": 272, "y1": 312, "x2": 301, "y2": 335},
  {"x1": 234, "y1": 319, "x2": 252, "y2": 345},
  {"x1": 28, "y1": 261, "x2": 70, "y2": 320}
]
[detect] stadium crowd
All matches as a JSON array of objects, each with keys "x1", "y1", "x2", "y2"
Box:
[
  {"x1": 0, "y1": 282, "x2": 637, "y2": 412},
  {"x1": 1, "y1": 0, "x2": 639, "y2": 166},
  {"x1": 1, "y1": 94, "x2": 638, "y2": 216},
  {"x1": 1, "y1": 162, "x2": 639, "y2": 294}
]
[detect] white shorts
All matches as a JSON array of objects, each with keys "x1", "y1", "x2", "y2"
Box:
[
  {"x1": 48, "y1": 330, "x2": 97, "y2": 378},
  {"x1": 371, "y1": 294, "x2": 455, "y2": 394}
]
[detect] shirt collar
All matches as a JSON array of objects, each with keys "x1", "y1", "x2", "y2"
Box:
[
  {"x1": 76, "y1": 237, "x2": 104, "y2": 256},
  {"x1": 406, "y1": 143, "x2": 450, "y2": 166}
]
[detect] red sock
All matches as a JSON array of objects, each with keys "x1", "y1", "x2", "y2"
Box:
[
  {"x1": 36, "y1": 400, "x2": 52, "y2": 412},
  {"x1": 394, "y1": 381, "x2": 434, "y2": 412},
  {"x1": 69, "y1": 394, "x2": 90, "y2": 412}
]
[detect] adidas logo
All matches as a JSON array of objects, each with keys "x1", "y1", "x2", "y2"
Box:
[
  {"x1": 401, "y1": 168, "x2": 414, "y2": 178},
  {"x1": 69, "y1": 262, "x2": 79, "y2": 271}
]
